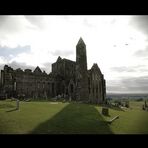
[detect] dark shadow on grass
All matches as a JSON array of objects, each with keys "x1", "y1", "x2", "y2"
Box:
[
  {"x1": 30, "y1": 103, "x2": 113, "y2": 134},
  {"x1": 6, "y1": 108, "x2": 18, "y2": 112}
]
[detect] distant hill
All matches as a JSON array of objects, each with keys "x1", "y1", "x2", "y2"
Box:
[{"x1": 106, "y1": 93, "x2": 148, "y2": 99}]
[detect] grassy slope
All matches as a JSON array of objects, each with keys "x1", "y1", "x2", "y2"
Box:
[
  {"x1": 96, "y1": 101, "x2": 148, "y2": 134},
  {"x1": 0, "y1": 100, "x2": 148, "y2": 134}
]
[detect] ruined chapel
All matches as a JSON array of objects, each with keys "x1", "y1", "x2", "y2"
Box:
[{"x1": 0, "y1": 38, "x2": 106, "y2": 103}]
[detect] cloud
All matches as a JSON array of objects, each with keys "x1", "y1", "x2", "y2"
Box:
[
  {"x1": 0, "y1": 44, "x2": 55, "y2": 72},
  {"x1": 8, "y1": 61, "x2": 35, "y2": 71},
  {"x1": 0, "y1": 61, "x2": 34, "y2": 72},
  {"x1": 130, "y1": 15, "x2": 148, "y2": 36},
  {"x1": 41, "y1": 62, "x2": 52, "y2": 74},
  {"x1": 110, "y1": 65, "x2": 148, "y2": 73},
  {"x1": 0, "y1": 61, "x2": 52, "y2": 74},
  {"x1": 0, "y1": 44, "x2": 53, "y2": 74},
  {"x1": 0, "y1": 15, "x2": 39, "y2": 48},
  {"x1": 111, "y1": 66, "x2": 136, "y2": 72},
  {"x1": 83, "y1": 18, "x2": 94, "y2": 28},
  {"x1": 24, "y1": 15, "x2": 46, "y2": 29},
  {"x1": 0, "y1": 15, "x2": 28, "y2": 34},
  {"x1": 0, "y1": 15, "x2": 9, "y2": 26},
  {"x1": 50, "y1": 49, "x2": 74, "y2": 57},
  {"x1": 0, "y1": 45, "x2": 31, "y2": 59},
  {"x1": 121, "y1": 76, "x2": 148, "y2": 92},
  {"x1": 0, "y1": 56, "x2": 7, "y2": 64},
  {"x1": 134, "y1": 46, "x2": 148, "y2": 57},
  {"x1": 107, "y1": 76, "x2": 148, "y2": 93}
]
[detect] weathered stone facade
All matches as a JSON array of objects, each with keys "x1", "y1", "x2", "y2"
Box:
[{"x1": 0, "y1": 38, "x2": 106, "y2": 103}]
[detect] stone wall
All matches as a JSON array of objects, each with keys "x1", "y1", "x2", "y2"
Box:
[{"x1": 0, "y1": 65, "x2": 54, "y2": 99}]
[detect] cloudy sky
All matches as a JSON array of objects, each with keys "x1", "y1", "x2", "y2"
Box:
[{"x1": 0, "y1": 15, "x2": 148, "y2": 94}]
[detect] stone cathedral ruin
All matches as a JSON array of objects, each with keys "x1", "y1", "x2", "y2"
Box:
[{"x1": 0, "y1": 38, "x2": 106, "y2": 103}]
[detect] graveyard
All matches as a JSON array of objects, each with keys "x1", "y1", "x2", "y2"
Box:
[{"x1": 0, "y1": 99, "x2": 148, "y2": 134}]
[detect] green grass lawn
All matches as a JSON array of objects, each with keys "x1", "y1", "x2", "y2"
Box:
[{"x1": 0, "y1": 99, "x2": 148, "y2": 134}]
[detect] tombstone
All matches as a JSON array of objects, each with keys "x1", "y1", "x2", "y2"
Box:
[
  {"x1": 16, "y1": 99, "x2": 19, "y2": 110},
  {"x1": 102, "y1": 107, "x2": 109, "y2": 116},
  {"x1": 125, "y1": 101, "x2": 129, "y2": 108},
  {"x1": 57, "y1": 94, "x2": 61, "y2": 99},
  {"x1": 142, "y1": 104, "x2": 145, "y2": 110}
]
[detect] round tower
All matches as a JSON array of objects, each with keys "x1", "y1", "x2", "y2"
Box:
[{"x1": 76, "y1": 37, "x2": 89, "y2": 101}]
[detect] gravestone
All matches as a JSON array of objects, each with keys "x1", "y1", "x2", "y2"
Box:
[
  {"x1": 142, "y1": 104, "x2": 145, "y2": 110},
  {"x1": 125, "y1": 101, "x2": 129, "y2": 108},
  {"x1": 102, "y1": 107, "x2": 109, "y2": 116}
]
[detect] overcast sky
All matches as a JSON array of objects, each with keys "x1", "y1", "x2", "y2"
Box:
[{"x1": 0, "y1": 15, "x2": 148, "y2": 94}]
